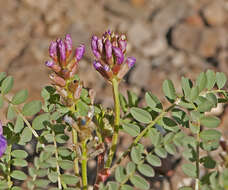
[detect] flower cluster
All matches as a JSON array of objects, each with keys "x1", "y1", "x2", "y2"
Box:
[
  {"x1": 91, "y1": 30, "x2": 136, "y2": 81},
  {"x1": 45, "y1": 34, "x2": 85, "y2": 102},
  {"x1": 0, "y1": 121, "x2": 7, "y2": 157}
]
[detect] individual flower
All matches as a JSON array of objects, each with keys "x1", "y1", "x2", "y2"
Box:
[
  {"x1": 45, "y1": 34, "x2": 86, "y2": 103},
  {"x1": 91, "y1": 30, "x2": 136, "y2": 81},
  {"x1": 0, "y1": 121, "x2": 7, "y2": 157}
]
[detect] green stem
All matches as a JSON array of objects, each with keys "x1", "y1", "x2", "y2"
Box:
[
  {"x1": 52, "y1": 130, "x2": 66, "y2": 189},
  {"x1": 195, "y1": 121, "x2": 200, "y2": 190},
  {"x1": 105, "y1": 78, "x2": 120, "y2": 168},
  {"x1": 7, "y1": 145, "x2": 12, "y2": 189},
  {"x1": 81, "y1": 140, "x2": 88, "y2": 190},
  {"x1": 72, "y1": 128, "x2": 81, "y2": 188}
]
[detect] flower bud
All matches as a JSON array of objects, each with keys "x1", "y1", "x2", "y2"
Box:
[
  {"x1": 75, "y1": 44, "x2": 85, "y2": 61},
  {"x1": 65, "y1": 34, "x2": 73, "y2": 55},
  {"x1": 126, "y1": 57, "x2": 136, "y2": 68},
  {"x1": 49, "y1": 41, "x2": 57, "y2": 60},
  {"x1": 74, "y1": 82, "x2": 82, "y2": 99},
  {"x1": 45, "y1": 61, "x2": 61, "y2": 73},
  {"x1": 113, "y1": 47, "x2": 124, "y2": 65},
  {"x1": 105, "y1": 39, "x2": 112, "y2": 60},
  {"x1": 49, "y1": 73, "x2": 66, "y2": 87},
  {"x1": 96, "y1": 38, "x2": 103, "y2": 53},
  {"x1": 57, "y1": 39, "x2": 66, "y2": 63},
  {"x1": 93, "y1": 61, "x2": 111, "y2": 80},
  {"x1": 69, "y1": 63, "x2": 78, "y2": 78},
  {"x1": 118, "y1": 35, "x2": 127, "y2": 53},
  {"x1": 91, "y1": 35, "x2": 98, "y2": 52}
]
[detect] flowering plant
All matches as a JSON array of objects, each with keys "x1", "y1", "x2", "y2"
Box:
[{"x1": 0, "y1": 30, "x2": 228, "y2": 190}]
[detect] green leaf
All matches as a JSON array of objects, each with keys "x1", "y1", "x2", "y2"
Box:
[
  {"x1": 22, "y1": 100, "x2": 42, "y2": 116},
  {"x1": 196, "y1": 96, "x2": 213, "y2": 112},
  {"x1": 0, "y1": 95, "x2": 3, "y2": 108},
  {"x1": 200, "y1": 116, "x2": 220, "y2": 128},
  {"x1": 146, "y1": 154, "x2": 161, "y2": 167},
  {"x1": 59, "y1": 160, "x2": 74, "y2": 170},
  {"x1": 41, "y1": 86, "x2": 56, "y2": 100},
  {"x1": 131, "y1": 145, "x2": 143, "y2": 164},
  {"x1": 7, "y1": 104, "x2": 16, "y2": 120},
  {"x1": 14, "y1": 116, "x2": 24, "y2": 133},
  {"x1": 61, "y1": 174, "x2": 79, "y2": 185},
  {"x1": 11, "y1": 170, "x2": 27, "y2": 180},
  {"x1": 126, "y1": 162, "x2": 136, "y2": 174},
  {"x1": 11, "y1": 187, "x2": 22, "y2": 190},
  {"x1": 58, "y1": 147, "x2": 72, "y2": 157},
  {"x1": 0, "y1": 181, "x2": 8, "y2": 189},
  {"x1": 115, "y1": 166, "x2": 126, "y2": 183},
  {"x1": 162, "y1": 79, "x2": 177, "y2": 102},
  {"x1": 32, "y1": 113, "x2": 49, "y2": 130},
  {"x1": 164, "y1": 143, "x2": 176, "y2": 155},
  {"x1": 182, "y1": 163, "x2": 197, "y2": 178},
  {"x1": 119, "y1": 93, "x2": 128, "y2": 112},
  {"x1": 48, "y1": 170, "x2": 58, "y2": 183},
  {"x1": 108, "y1": 182, "x2": 118, "y2": 190},
  {"x1": 130, "y1": 107, "x2": 152, "y2": 124},
  {"x1": 20, "y1": 127, "x2": 32, "y2": 143},
  {"x1": 122, "y1": 122, "x2": 140, "y2": 137},
  {"x1": 196, "y1": 72, "x2": 207, "y2": 92},
  {"x1": 154, "y1": 147, "x2": 167, "y2": 158},
  {"x1": 34, "y1": 179, "x2": 50, "y2": 187},
  {"x1": 216, "y1": 72, "x2": 227, "y2": 89},
  {"x1": 206, "y1": 70, "x2": 216, "y2": 90},
  {"x1": 56, "y1": 134, "x2": 69, "y2": 144},
  {"x1": 12, "y1": 159, "x2": 28, "y2": 167},
  {"x1": 200, "y1": 156, "x2": 216, "y2": 169},
  {"x1": 189, "y1": 122, "x2": 200, "y2": 134},
  {"x1": 137, "y1": 164, "x2": 154, "y2": 177},
  {"x1": 11, "y1": 89, "x2": 28, "y2": 105},
  {"x1": 190, "y1": 86, "x2": 199, "y2": 102},
  {"x1": 0, "y1": 72, "x2": 7, "y2": 82},
  {"x1": 181, "y1": 77, "x2": 191, "y2": 98},
  {"x1": 206, "y1": 93, "x2": 217, "y2": 108},
  {"x1": 148, "y1": 128, "x2": 161, "y2": 147},
  {"x1": 76, "y1": 99, "x2": 89, "y2": 116},
  {"x1": 127, "y1": 91, "x2": 139, "y2": 107},
  {"x1": 130, "y1": 175, "x2": 149, "y2": 190},
  {"x1": 200, "y1": 129, "x2": 221, "y2": 141},
  {"x1": 121, "y1": 185, "x2": 133, "y2": 190},
  {"x1": 11, "y1": 150, "x2": 28, "y2": 158},
  {"x1": 1, "y1": 76, "x2": 14, "y2": 94},
  {"x1": 145, "y1": 92, "x2": 162, "y2": 111}
]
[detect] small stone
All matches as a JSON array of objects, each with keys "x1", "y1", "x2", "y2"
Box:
[{"x1": 202, "y1": 1, "x2": 227, "y2": 26}]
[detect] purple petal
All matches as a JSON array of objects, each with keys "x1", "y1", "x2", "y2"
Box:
[
  {"x1": 0, "y1": 136, "x2": 7, "y2": 157},
  {"x1": 49, "y1": 41, "x2": 57, "y2": 59},
  {"x1": 97, "y1": 38, "x2": 103, "y2": 54},
  {"x1": 105, "y1": 39, "x2": 112, "y2": 59},
  {"x1": 93, "y1": 60, "x2": 102, "y2": 70},
  {"x1": 113, "y1": 47, "x2": 124, "y2": 65},
  {"x1": 91, "y1": 35, "x2": 98, "y2": 52},
  {"x1": 45, "y1": 61, "x2": 54, "y2": 67},
  {"x1": 126, "y1": 57, "x2": 136, "y2": 68},
  {"x1": 103, "y1": 64, "x2": 110, "y2": 71},
  {"x1": 92, "y1": 50, "x2": 101, "y2": 59},
  {"x1": 75, "y1": 44, "x2": 85, "y2": 61},
  {"x1": 118, "y1": 39, "x2": 127, "y2": 53},
  {"x1": 65, "y1": 34, "x2": 73, "y2": 53},
  {"x1": 57, "y1": 39, "x2": 66, "y2": 62},
  {"x1": 0, "y1": 121, "x2": 2, "y2": 135}
]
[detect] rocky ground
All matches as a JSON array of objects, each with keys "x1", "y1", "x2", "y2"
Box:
[{"x1": 1, "y1": 0, "x2": 228, "y2": 189}]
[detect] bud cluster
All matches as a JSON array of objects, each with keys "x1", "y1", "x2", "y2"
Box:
[
  {"x1": 91, "y1": 30, "x2": 136, "y2": 81},
  {"x1": 45, "y1": 34, "x2": 85, "y2": 102}
]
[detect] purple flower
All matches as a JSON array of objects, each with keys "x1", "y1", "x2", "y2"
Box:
[
  {"x1": 49, "y1": 41, "x2": 57, "y2": 60},
  {"x1": 91, "y1": 35, "x2": 98, "y2": 51},
  {"x1": 105, "y1": 39, "x2": 112, "y2": 59},
  {"x1": 93, "y1": 60, "x2": 102, "y2": 70},
  {"x1": 75, "y1": 44, "x2": 85, "y2": 61},
  {"x1": 45, "y1": 61, "x2": 54, "y2": 67},
  {"x1": 113, "y1": 47, "x2": 124, "y2": 65},
  {"x1": 57, "y1": 39, "x2": 66, "y2": 62},
  {"x1": 65, "y1": 34, "x2": 73, "y2": 53},
  {"x1": 126, "y1": 57, "x2": 136, "y2": 68},
  {"x1": 0, "y1": 121, "x2": 7, "y2": 158},
  {"x1": 97, "y1": 38, "x2": 103, "y2": 54},
  {"x1": 118, "y1": 39, "x2": 127, "y2": 53}
]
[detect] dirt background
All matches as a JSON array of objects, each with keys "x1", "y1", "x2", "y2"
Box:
[{"x1": 1, "y1": 0, "x2": 228, "y2": 189}]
